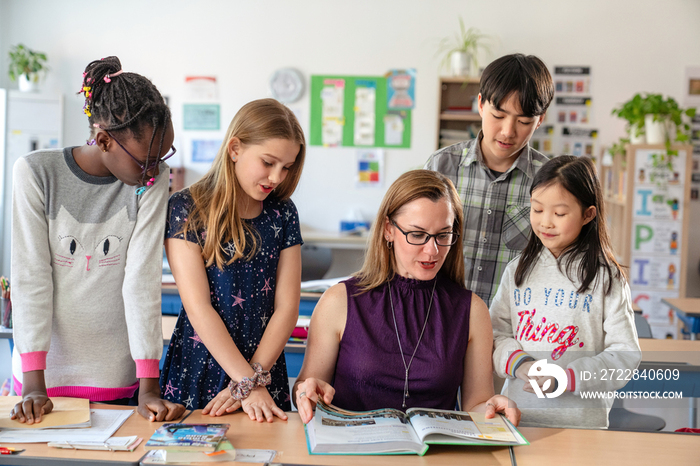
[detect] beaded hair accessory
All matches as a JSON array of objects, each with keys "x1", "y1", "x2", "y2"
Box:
[{"x1": 78, "y1": 67, "x2": 124, "y2": 116}]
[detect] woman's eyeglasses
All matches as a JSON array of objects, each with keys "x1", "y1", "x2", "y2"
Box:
[
  {"x1": 391, "y1": 220, "x2": 460, "y2": 246},
  {"x1": 107, "y1": 131, "x2": 176, "y2": 177}
]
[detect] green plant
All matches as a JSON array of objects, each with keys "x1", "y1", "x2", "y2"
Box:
[
  {"x1": 8, "y1": 44, "x2": 48, "y2": 82},
  {"x1": 641, "y1": 94, "x2": 696, "y2": 143},
  {"x1": 611, "y1": 93, "x2": 647, "y2": 139},
  {"x1": 612, "y1": 93, "x2": 696, "y2": 143},
  {"x1": 613, "y1": 93, "x2": 697, "y2": 176},
  {"x1": 609, "y1": 137, "x2": 629, "y2": 158},
  {"x1": 436, "y1": 18, "x2": 491, "y2": 74}
]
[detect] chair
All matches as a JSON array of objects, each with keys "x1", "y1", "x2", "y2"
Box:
[
  {"x1": 608, "y1": 398, "x2": 666, "y2": 431},
  {"x1": 634, "y1": 312, "x2": 653, "y2": 338},
  {"x1": 300, "y1": 244, "x2": 332, "y2": 282}
]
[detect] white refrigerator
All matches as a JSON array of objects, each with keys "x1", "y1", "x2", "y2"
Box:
[{"x1": 0, "y1": 89, "x2": 63, "y2": 279}]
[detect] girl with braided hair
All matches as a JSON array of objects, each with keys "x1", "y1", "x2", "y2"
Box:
[{"x1": 10, "y1": 56, "x2": 185, "y2": 423}]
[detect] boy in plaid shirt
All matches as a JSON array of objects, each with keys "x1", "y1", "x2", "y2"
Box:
[{"x1": 425, "y1": 54, "x2": 554, "y2": 306}]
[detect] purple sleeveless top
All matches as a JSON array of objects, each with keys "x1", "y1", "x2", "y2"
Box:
[{"x1": 332, "y1": 274, "x2": 471, "y2": 412}]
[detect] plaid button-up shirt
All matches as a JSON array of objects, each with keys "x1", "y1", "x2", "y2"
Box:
[{"x1": 424, "y1": 132, "x2": 549, "y2": 307}]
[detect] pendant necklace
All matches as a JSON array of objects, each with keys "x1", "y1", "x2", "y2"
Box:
[{"x1": 388, "y1": 277, "x2": 437, "y2": 408}]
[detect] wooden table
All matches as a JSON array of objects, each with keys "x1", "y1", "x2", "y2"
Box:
[{"x1": 1, "y1": 408, "x2": 699, "y2": 466}]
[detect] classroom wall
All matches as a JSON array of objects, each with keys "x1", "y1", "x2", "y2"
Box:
[{"x1": 1, "y1": 0, "x2": 699, "y2": 237}]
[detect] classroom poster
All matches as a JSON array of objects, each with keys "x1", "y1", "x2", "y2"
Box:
[
  {"x1": 320, "y1": 79, "x2": 345, "y2": 147},
  {"x1": 550, "y1": 66, "x2": 594, "y2": 158},
  {"x1": 191, "y1": 139, "x2": 222, "y2": 163},
  {"x1": 553, "y1": 66, "x2": 592, "y2": 95},
  {"x1": 631, "y1": 290, "x2": 678, "y2": 337},
  {"x1": 386, "y1": 69, "x2": 416, "y2": 110},
  {"x1": 530, "y1": 125, "x2": 554, "y2": 156},
  {"x1": 184, "y1": 76, "x2": 219, "y2": 101},
  {"x1": 629, "y1": 148, "x2": 688, "y2": 338},
  {"x1": 560, "y1": 127, "x2": 597, "y2": 157},
  {"x1": 183, "y1": 104, "x2": 220, "y2": 130},
  {"x1": 354, "y1": 80, "x2": 376, "y2": 146},
  {"x1": 356, "y1": 149, "x2": 384, "y2": 188},
  {"x1": 310, "y1": 75, "x2": 412, "y2": 148}
]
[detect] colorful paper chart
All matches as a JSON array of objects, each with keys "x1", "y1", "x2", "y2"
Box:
[{"x1": 310, "y1": 75, "x2": 412, "y2": 148}]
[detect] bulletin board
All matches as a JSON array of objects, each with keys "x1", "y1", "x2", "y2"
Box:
[{"x1": 309, "y1": 75, "x2": 412, "y2": 148}]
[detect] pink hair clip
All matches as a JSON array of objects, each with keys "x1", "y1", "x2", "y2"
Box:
[{"x1": 104, "y1": 70, "x2": 124, "y2": 83}]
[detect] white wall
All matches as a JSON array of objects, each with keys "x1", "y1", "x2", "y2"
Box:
[{"x1": 1, "y1": 0, "x2": 700, "y2": 232}]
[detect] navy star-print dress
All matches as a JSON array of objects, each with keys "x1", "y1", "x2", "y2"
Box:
[{"x1": 160, "y1": 189, "x2": 302, "y2": 411}]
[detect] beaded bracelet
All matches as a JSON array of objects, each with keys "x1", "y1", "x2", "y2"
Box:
[{"x1": 227, "y1": 363, "x2": 272, "y2": 401}]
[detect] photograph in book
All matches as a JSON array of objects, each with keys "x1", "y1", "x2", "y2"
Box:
[{"x1": 305, "y1": 402, "x2": 528, "y2": 456}]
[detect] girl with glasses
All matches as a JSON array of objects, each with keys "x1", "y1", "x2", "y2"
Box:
[
  {"x1": 293, "y1": 170, "x2": 520, "y2": 426},
  {"x1": 10, "y1": 56, "x2": 184, "y2": 424},
  {"x1": 160, "y1": 99, "x2": 305, "y2": 423}
]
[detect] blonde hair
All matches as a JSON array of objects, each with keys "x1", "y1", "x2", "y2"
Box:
[
  {"x1": 354, "y1": 169, "x2": 465, "y2": 292},
  {"x1": 183, "y1": 98, "x2": 306, "y2": 269}
]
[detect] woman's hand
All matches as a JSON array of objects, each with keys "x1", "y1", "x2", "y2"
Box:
[
  {"x1": 295, "y1": 377, "x2": 335, "y2": 424},
  {"x1": 483, "y1": 394, "x2": 521, "y2": 427},
  {"x1": 241, "y1": 386, "x2": 288, "y2": 423},
  {"x1": 10, "y1": 391, "x2": 53, "y2": 424},
  {"x1": 202, "y1": 388, "x2": 242, "y2": 417}
]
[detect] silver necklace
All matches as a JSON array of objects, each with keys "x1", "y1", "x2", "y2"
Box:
[{"x1": 388, "y1": 277, "x2": 437, "y2": 408}]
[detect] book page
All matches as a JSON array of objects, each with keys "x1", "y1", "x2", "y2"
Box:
[
  {"x1": 309, "y1": 402, "x2": 424, "y2": 453},
  {"x1": 0, "y1": 409, "x2": 132, "y2": 443},
  {"x1": 407, "y1": 408, "x2": 520, "y2": 444}
]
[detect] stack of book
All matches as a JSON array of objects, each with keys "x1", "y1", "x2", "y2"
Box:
[
  {"x1": 143, "y1": 423, "x2": 233, "y2": 464},
  {"x1": 439, "y1": 127, "x2": 477, "y2": 148}
]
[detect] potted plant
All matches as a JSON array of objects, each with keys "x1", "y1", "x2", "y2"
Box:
[
  {"x1": 612, "y1": 93, "x2": 696, "y2": 146},
  {"x1": 8, "y1": 44, "x2": 48, "y2": 92},
  {"x1": 611, "y1": 94, "x2": 647, "y2": 143},
  {"x1": 436, "y1": 18, "x2": 491, "y2": 77},
  {"x1": 639, "y1": 93, "x2": 696, "y2": 145}
]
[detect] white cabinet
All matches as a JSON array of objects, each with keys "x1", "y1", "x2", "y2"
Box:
[{"x1": 0, "y1": 90, "x2": 63, "y2": 278}]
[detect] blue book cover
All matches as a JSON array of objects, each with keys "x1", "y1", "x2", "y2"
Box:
[{"x1": 144, "y1": 423, "x2": 230, "y2": 452}]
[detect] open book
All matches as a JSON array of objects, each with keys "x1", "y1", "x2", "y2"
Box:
[{"x1": 305, "y1": 402, "x2": 528, "y2": 456}]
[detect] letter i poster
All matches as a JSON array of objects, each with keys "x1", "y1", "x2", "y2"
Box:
[{"x1": 629, "y1": 148, "x2": 689, "y2": 338}]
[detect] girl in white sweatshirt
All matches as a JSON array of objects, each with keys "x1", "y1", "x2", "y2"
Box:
[{"x1": 490, "y1": 155, "x2": 641, "y2": 428}]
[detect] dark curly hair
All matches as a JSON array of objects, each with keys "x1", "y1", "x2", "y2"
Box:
[{"x1": 78, "y1": 56, "x2": 171, "y2": 173}]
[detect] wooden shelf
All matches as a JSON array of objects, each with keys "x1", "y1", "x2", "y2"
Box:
[
  {"x1": 439, "y1": 112, "x2": 481, "y2": 121},
  {"x1": 603, "y1": 196, "x2": 627, "y2": 207},
  {"x1": 436, "y1": 77, "x2": 481, "y2": 150},
  {"x1": 439, "y1": 76, "x2": 480, "y2": 84}
]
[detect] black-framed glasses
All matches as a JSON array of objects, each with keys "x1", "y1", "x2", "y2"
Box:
[
  {"x1": 391, "y1": 220, "x2": 460, "y2": 246},
  {"x1": 107, "y1": 130, "x2": 176, "y2": 176}
]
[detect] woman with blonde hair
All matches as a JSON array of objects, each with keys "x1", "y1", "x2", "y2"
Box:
[
  {"x1": 293, "y1": 169, "x2": 520, "y2": 425},
  {"x1": 161, "y1": 98, "x2": 305, "y2": 422}
]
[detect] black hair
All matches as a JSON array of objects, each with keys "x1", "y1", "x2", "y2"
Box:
[
  {"x1": 78, "y1": 56, "x2": 171, "y2": 176},
  {"x1": 514, "y1": 155, "x2": 624, "y2": 295},
  {"x1": 479, "y1": 54, "x2": 554, "y2": 117}
]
